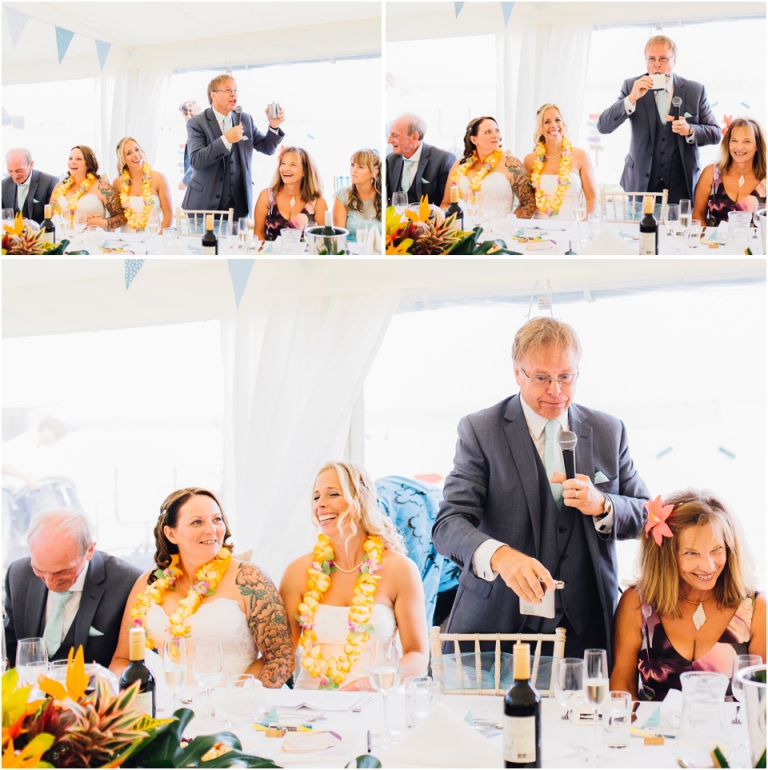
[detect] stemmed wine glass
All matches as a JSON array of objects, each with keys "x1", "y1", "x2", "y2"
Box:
[
  {"x1": 16, "y1": 637, "x2": 48, "y2": 687},
  {"x1": 481, "y1": 192, "x2": 498, "y2": 233},
  {"x1": 369, "y1": 639, "x2": 401, "y2": 750},
  {"x1": 583, "y1": 649, "x2": 609, "y2": 765},
  {"x1": 572, "y1": 191, "x2": 586, "y2": 247},
  {"x1": 553, "y1": 658, "x2": 588, "y2": 754},
  {"x1": 163, "y1": 637, "x2": 187, "y2": 713},
  {"x1": 73, "y1": 210, "x2": 88, "y2": 236},
  {"x1": 193, "y1": 642, "x2": 223, "y2": 727}
]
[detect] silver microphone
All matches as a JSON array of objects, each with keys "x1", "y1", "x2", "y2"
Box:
[
  {"x1": 557, "y1": 430, "x2": 578, "y2": 479},
  {"x1": 233, "y1": 106, "x2": 250, "y2": 142},
  {"x1": 671, "y1": 96, "x2": 682, "y2": 121}
]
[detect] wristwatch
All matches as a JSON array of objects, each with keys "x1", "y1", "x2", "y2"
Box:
[{"x1": 595, "y1": 493, "x2": 612, "y2": 522}]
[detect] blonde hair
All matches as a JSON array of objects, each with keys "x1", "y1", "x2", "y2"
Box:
[
  {"x1": 511, "y1": 317, "x2": 582, "y2": 364},
  {"x1": 207, "y1": 74, "x2": 234, "y2": 106},
  {"x1": 270, "y1": 147, "x2": 323, "y2": 203},
  {"x1": 533, "y1": 103, "x2": 569, "y2": 148},
  {"x1": 348, "y1": 148, "x2": 382, "y2": 222},
  {"x1": 718, "y1": 117, "x2": 766, "y2": 181},
  {"x1": 645, "y1": 35, "x2": 677, "y2": 58},
  {"x1": 115, "y1": 136, "x2": 144, "y2": 175},
  {"x1": 634, "y1": 489, "x2": 754, "y2": 617},
  {"x1": 312, "y1": 461, "x2": 406, "y2": 554}
]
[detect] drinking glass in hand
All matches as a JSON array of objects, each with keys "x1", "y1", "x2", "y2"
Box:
[
  {"x1": 583, "y1": 649, "x2": 609, "y2": 765},
  {"x1": 16, "y1": 637, "x2": 49, "y2": 687},
  {"x1": 163, "y1": 637, "x2": 187, "y2": 712},
  {"x1": 369, "y1": 639, "x2": 400, "y2": 750},
  {"x1": 193, "y1": 643, "x2": 223, "y2": 726}
]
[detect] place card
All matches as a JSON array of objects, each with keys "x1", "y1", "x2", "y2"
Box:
[{"x1": 281, "y1": 731, "x2": 342, "y2": 753}]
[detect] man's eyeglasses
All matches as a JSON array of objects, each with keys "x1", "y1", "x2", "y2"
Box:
[
  {"x1": 213, "y1": 88, "x2": 238, "y2": 95},
  {"x1": 646, "y1": 57, "x2": 671, "y2": 65},
  {"x1": 519, "y1": 367, "x2": 579, "y2": 388}
]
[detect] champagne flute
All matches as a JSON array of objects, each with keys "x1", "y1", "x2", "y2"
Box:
[
  {"x1": 369, "y1": 639, "x2": 400, "y2": 750},
  {"x1": 163, "y1": 637, "x2": 187, "y2": 713},
  {"x1": 16, "y1": 637, "x2": 48, "y2": 687},
  {"x1": 583, "y1": 649, "x2": 609, "y2": 765},
  {"x1": 680, "y1": 199, "x2": 692, "y2": 233},
  {"x1": 193, "y1": 642, "x2": 223, "y2": 727},
  {"x1": 573, "y1": 191, "x2": 586, "y2": 247}
]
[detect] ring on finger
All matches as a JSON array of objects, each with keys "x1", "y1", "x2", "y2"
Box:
[{"x1": 575, "y1": 489, "x2": 580, "y2": 499}]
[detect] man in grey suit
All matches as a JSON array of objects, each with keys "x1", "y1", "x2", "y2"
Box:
[
  {"x1": 387, "y1": 114, "x2": 456, "y2": 206},
  {"x1": 2, "y1": 148, "x2": 58, "y2": 225},
  {"x1": 597, "y1": 35, "x2": 720, "y2": 205},
  {"x1": 4, "y1": 509, "x2": 140, "y2": 669},
  {"x1": 432, "y1": 318, "x2": 649, "y2": 661},
  {"x1": 182, "y1": 75, "x2": 285, "y2": 220}
]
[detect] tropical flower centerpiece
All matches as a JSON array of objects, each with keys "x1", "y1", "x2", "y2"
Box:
[
  {"x1": 385, "y1": 197, "x2": 519, "y2": 255},
  {"x1": 2, "y1": 213, "x2": 85, "y2": 255}
]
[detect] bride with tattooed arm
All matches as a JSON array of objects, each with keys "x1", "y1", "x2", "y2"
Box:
[
  {"x1": 440, "y1": 116, "x2": 536, "y2": 218},
  {"x1": 110, "y1": 487, "x2": 293, "y2": 687},
  {"x1": 280, "y1": 461, "x2": 428, "y2": 690},
  {"x1": 49, "y1": 145, "x2": 126, "y2": 231}
]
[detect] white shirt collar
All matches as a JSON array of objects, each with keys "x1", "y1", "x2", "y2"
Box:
[
  {"x1": 519, "y1": 393, "x2": 569, "y2": 439},
  {"x1": 212, "y1": 107, "x2": 231, "y2": 125}
]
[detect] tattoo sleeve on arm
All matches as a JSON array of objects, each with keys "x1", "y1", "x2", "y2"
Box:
[
  {"x1": 98, "y1": 181, "x2": 126, "y2": 231},
  {"x1": 505, "y1": 155, "x2": 537, "y2": 218},
  {"x1": 237, "y1": 563, "x2": 294, "y2": 687}
]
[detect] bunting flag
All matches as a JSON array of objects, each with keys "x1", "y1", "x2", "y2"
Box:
[
  {"x1": 501, "y1": 2, "x2": 515, "y2": 26},
  {"x1": 95, "y1": 39, "x2": 111, "y2": 71},
  {"x1": 227, "y1": 259, "x2": 255, "y2": 308},
  {"x1": 55, "y1": 26, "x2": 75, "y2": 64},
  {"x1": 124, "y1": 259, "x2": 145, "y2": 289},
  {"x1": 5, "y1": 7, "x2": 30, "y2": 47},
  {"x1": 454, "y1": 2, "x2": 465, "y2": 18}
]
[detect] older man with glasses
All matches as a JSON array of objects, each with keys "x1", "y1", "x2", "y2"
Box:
[
  {"x1": 433, "y1": 317, "x2": 650, "y2": 662},
  {"x1": 597, "y1": 34, "x2": 721, "y2": 206}
]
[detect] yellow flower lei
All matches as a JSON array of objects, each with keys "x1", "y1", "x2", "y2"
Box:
[
  {"x1": 130, "y1": 547, "x2": 232, "y2": 649},
  {"x1": 531, "y1": 138, "x2": 573, "y2": 217},
  {"x1": 121, "y1": 163, "x2": 154, "y2": 231},
  {"x1": 51, "y1": 173, "x2": 97, "y2": 225},
  {"x1": 297, "y1": 534, "x2": 384, "y2": 689},
  {"x1": 449, "y1": 148, "x2": 504, "y2": 201}
]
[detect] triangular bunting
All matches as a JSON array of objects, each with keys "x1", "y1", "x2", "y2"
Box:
[
  {"x1": 5, "y1": 7, "x2": 30, "y2": 47},
  {"x1": 454, "y1": 2, "x2": 465, "y2": 18},
  {"x1": 501, "y1": 2, "x2": 515, "y2": 26},
  {"x1": 55, "y1": 26, "x2": 75, "y2": 64},
  {"x1": 124, "y1": 259, "x2": 145, "y2": 289},
  {"x1": 227, "y1": 259, "x2": 255, "y2": 308},
  {"x1": 95, "y1": 39, "x2": 111, "y2": 71}
]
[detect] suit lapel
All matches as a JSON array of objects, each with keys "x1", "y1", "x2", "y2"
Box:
[
  {"x1": 25, "y1": 575, "x2": 47, "y2": 639},
  {"x1": 673, "y1": 74, "x2": 688, "y2": 158},
  {"x1": 414, "y1": 144, "x2": 430, "y2": 201},
  {"x1": 207, "y1": 108, "x2": 223, "y2": 139},
  {"x1": 71, "y1": 552, "x2": 105, "y2": 652},
  {"x1": 391, "y1": 155, "x2": 404, "y2": 193},
  {"x1": 642, "y1": 90, "x2": 657, "y2": 150},
  {"x1": 25, "y1": 171, "x2": 38, "y2": 218},
  {"x1": 503, "y1": 396, "x2": 543, "y2": 557}
]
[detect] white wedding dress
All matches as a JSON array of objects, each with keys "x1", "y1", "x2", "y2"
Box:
[
  {"x1": 127, "y1": 194, "x2": 161, "y2": 230},
  {"x1": 533, "y1": 172, "x2": 583, "y2": 219},
  {"x1": 294, "y1": 604, "x2": 397, "y2": 690},
  {"x1": 53, "y1": 190, "x2": 106, "y2": 219},
  {"x1": 457, "y1": 172, "x2": 514, "y2": 216},
  {"x1": 146, "y1": 598, "x2": 259, "y2": 682}
]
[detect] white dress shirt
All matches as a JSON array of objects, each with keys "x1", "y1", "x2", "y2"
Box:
[
  {"x1": 471, "y1": 396, "x2": 614, "y2": 581},
  {"x1": 16, "y1": 179, "x2": 31, "y2": 213},
  {"x1": 400, "y1": 142, "x2": 423, "y2": 192},
  {"x1": 624, "y1": 76, "x2": 695, "y2": 144},
  {"x1": 44, "y1": 560, "x2": 89, "y2": 639}
]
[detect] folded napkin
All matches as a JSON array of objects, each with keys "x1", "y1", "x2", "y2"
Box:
[
  {"x1": 579, "y1": 228, "x2": 636, "y2": 255},
  {"x1": 367, "y1": 225, "x2": 382, "y2": 255},
  {"x1": 381, "y1": 702, "x2": 502, "y2": 767},
  {"x1": 661, "y1": 688, "x2": 684, "y2": 726}
]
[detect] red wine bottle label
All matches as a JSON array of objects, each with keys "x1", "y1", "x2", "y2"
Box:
[
  {"x1": 133, "y1": 691, "x2": 154, "y2": 716},
  {"x1": 503, "y1": 715, "x2": 536, "y2": 763}
]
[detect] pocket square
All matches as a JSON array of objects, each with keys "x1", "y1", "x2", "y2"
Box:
[
  {"x1": 421, "y1": 177, "x2": 430, "y2": 184},
  {"x1": 684, "y1": 112, "x2": 692, "y2": 119},
  {"x1": 88, "y1": 626, "x2": 104, "y2": 637},
  {"x1": 594, "y1": 471, "x2": 610, "y2": 484}
]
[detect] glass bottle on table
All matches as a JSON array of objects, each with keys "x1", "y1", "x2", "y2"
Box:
[
  {"x1": 503, "y1": 642, "x2": 541, "y2": 768},
  {"x1": 202, "y1": 214, "x2": 218, "y2": 255},
  {"x1": 445, "y1": 184, "x2": 464, "y2": 230},
  {"x1": 119, "y1": 627, "x2": 156, "y2": 718},
  {"x1": 639, "y1": 195, "x2": 659, "y2": 255},
  {"x1": 41, "y1": 205, "x2": 56, "y2": 245}
]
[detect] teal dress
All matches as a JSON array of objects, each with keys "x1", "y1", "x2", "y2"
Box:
[{"x1": 335, "y1": 187, "x2": 381, "y2": 243}]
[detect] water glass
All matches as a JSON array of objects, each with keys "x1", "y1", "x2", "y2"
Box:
[
  {"x1": 369, "y1": 639, "x2": 400, "y2": 750},
  {"x1": 680, "y1": 671, "x2": 729, "y2": 701},
  {"x1": 674, "y1": 691, "x2": 731, "y2": 768},
  {"x1": 404, "y1": 676, "x2": 440, "y2": 729},
  {"x1": 163, "y1": 637, "x2": 187, "y2": 712},
  {"x1": 16, "y1": 637, "x2": 48, "y2": 686},
  {"x1": 356, "y1": 222, "x2": 369, "y2": 248},
  {"x1": 603, "y1": 691, "x2": 632, "y2": 749},
  {"x1": 732, "y1": 655, "x2": 762, "y2": 702},
  {"x1": 686, "y1": 220, "x2": 703, "y2": 252},
  {"x1": 227, "y1": 673, "x2": 257, "y2": 725},
  {"x1": 393, "y1": 192, "x2": 408, "y2": 214},
  {"x1": 48, "y1": 659, "x2": 69, "y2": 682},
  {"x1": 238, "y1": 217, "x2": 251, "y2": 244},
  {"x1": 280, "y1": 227, "x2": 302, "y2": 254},
  {"x1": 85, "y1": 225, "x2": 102, "y2": 247}
]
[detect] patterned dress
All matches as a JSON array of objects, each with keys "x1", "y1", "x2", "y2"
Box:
[
  {"x1": 334, "y1": 187, "x2": 381, "y2": 243},
  {"x1": 264, "y1": 189, "x2": 318, "y2": 241},
  {"x1": 638, "y1": 592, "x2": 759, "y2": 701},
  {"x1": 705, "y1": 165, "x2": 766, "y2": 227}
]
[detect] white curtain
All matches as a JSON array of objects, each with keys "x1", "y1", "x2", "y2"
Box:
[
  {"x1": 97, "y1": 66, "x2": 172, "y2": 175},
  {"x1": 498, "y1": 22, "x2": 593, "y2": 155},
  {"x1": 220, "y1": 280, "x2": 402, "y2": 581}
]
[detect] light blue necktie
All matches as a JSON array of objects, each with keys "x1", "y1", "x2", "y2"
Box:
[
  {"x1": 657, "y1": 88, "x2": 668, "y2": 125},
  {"x1": 401, "y1": 158, "x2": 416, "y2": 192},
  {"x1": 544, "y1": 420, "x2": 565, "y2": 506},
  {"x1": 43, "y1": 590, "x2": 73, "y2": 657}
]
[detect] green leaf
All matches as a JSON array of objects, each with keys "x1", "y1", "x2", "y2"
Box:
[
  {"x1": 756, "y1": 749, "x2": 766, "y2": 769},
  {"x1": 348, "y1": 755, "x2": 383, "y2": 768},
  {"x1": 322, "y1": 563, "x2": 331, "y2": 575}
]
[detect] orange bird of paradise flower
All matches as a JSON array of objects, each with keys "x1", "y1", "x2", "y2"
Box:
[{"x1": 643, "y1": 495, "x2": 674, "y2": 546}]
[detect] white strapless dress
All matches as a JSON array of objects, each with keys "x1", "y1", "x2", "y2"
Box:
[
  {"x1": 294, "y1": 604, "x2": 397, "y2": 690},
  {"x1": 533, "y1": 172, "x2": 583, "y2": 219},
  {"x1": 127, "y1": 195, "x2": 161, "y2": 230},
  {"x1": 53, "y1": 191, "x2": 106, "y2": 218},
  {"x1": 457, "y1": 172, "x2": 514, "y2": 215},
  {"x1": 146, "y1": 599, "x2": 259, "y2": 683}
]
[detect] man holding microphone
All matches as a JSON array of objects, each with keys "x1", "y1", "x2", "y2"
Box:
[{"x1": 182, "y1": 74, "x2": 285, "y2": 220}]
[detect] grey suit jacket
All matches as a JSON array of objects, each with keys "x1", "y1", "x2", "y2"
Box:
[
  {"x1": 596, "y1": 73, "x2": 721, "y2": 200},
  {"x1": 3, "y1": 550, "x2": 140, "y2": 668},
  {"x1": 432, "y1": 395, "x2": 649, "y2": 654},
  {"x1": 386, "y1": 142, "x2": 456, "y2": 206},
  {"x1": 2, "y1": 169, "x2": 59, "y2": 225}
]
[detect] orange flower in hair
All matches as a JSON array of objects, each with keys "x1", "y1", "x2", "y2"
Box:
[
  {"x1": 722, "y1": 115, "x2": 733, "y2": 137},
  {"x1": 643, "y1": 495, "x2": 674, "y2": 546}
]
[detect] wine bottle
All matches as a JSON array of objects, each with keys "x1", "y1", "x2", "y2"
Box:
[
  {"x1": 639, "y1": 195, "x2": 658, "y2": 255},
  {"x1": 503, "y1": 643, "x2": 541, "y2": 768},
  {"x1": 202, "y1": 214, "x2": 218, "y2": 255},
  {"x1": 41, "y1": 205, "x2": 55, "y2": 245},
  {"x1": 119, "y1": 627, "x2": 156, "y2": 718},
  {"x1": 445, "y1": 185, "x2": 464, "y2": 230},
  {"x1": 322, "y1": 210, "x2": 335, "y2": 236}
]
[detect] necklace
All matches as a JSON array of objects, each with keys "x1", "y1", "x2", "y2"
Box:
[
  {"x1": 544, "y1": 149, "x2": 564, "y2": 159},
  {"x1": 679, "y1": 593, "x2": 714, "y2": 631},
  {"x1": 51, "y1": 173, "x2": 97, "y2": 224},
  {"x1": 531, "y1": 138, "x2": 573, "y2": 217},
  {"x1": 298, "y1": 534, "x2": 384, "y2": 689},
  {"x1": 450, "y1": 148, "x2": 504, "y2": 200},
  {"x1": 121, "y1": 163, "x2": 154, "y2": 231},
  {"x1": 131, "y1": 547, "x2": 232, "y2": 649}
]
